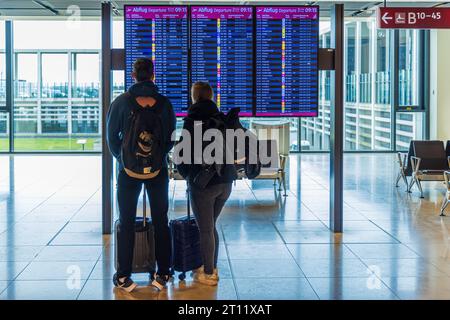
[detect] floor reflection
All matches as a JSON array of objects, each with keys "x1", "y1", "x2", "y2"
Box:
[{"x1": 1, "y1": 154, "x2": 450, "y2": 300}]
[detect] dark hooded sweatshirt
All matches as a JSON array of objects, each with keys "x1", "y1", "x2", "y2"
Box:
[
  {"x1": 176, "y1": 99, "x2": 238, "y2": 186},
  {"x1": 106, "y1": 80, "x2": 176, "y2": 170}
]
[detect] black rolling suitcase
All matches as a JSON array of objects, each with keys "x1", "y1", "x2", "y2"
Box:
[
  {"x1": 170, "y1": 190, "x2": 202, "y2": 280},
  {"x1": 115, "y1": 187, "x2": 156, "y2": 277}
]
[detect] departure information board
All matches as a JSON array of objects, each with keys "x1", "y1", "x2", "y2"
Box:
[
  {"x1": 191, "y1": 6, "x2": 254, "y2": 116},
  {"x1": 256, "y1": 6, "x2": 319, "y2": 117},
  {"x1": 125, "y1": 6, "x2": 189, "y2": 116}
]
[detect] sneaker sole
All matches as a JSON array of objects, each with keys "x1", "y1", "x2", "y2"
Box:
[
  {"x1": 194, "y1": 278, "x2": 218, "y2": 286},
  {"x1": 151, "y1": 280, "x2": 165, "y2": 291},
  {"x1": 115, "y1": 282, "x2": 138, "y2": 293}
]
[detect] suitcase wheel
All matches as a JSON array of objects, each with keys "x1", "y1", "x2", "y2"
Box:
[{"x1": 178, "y1": 272, "x2": 186, "y2": 281}]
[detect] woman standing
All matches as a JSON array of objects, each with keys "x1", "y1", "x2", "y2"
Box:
[{"x1": 176, "y1": 81, "x2": 237, "y2": 286}]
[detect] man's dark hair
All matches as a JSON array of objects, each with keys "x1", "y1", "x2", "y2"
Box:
[{"x1": 133, "y1": 58, "x2": 154, "y2": 82}]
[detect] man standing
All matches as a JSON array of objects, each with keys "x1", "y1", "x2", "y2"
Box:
[{"x1": 107, "y1": 58, "x2": 176, "y2": 292}]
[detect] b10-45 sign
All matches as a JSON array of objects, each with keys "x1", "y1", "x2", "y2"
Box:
[{"x1": 378, "y1": 7, "x2": 450, "y2": 29}]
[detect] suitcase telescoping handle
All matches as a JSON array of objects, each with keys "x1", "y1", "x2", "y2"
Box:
[
  {"x1": 142, "y1": 185, "x2": 147, "y2": 227},
  {"x1": 187, "y1": 187, "x2": 190, "y2": 220}
]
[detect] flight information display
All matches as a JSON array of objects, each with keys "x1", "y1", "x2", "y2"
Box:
[
  {"x1": 124, "y1": 6, "x2": 189, "y2": 116},
  {"x1": 191, "y1": 6, "x2": 253, "y2": 116},
  {"x1": 256, "y1": 6, "x2": 319, "y2": 117}
]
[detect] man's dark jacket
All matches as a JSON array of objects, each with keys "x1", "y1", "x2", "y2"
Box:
[{"x1": 106, "y1": 80, "x2": 177, "y2": 170}]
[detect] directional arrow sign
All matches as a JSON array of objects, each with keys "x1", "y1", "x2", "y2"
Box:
[
  {"x1": 381, "y1": 12, "x2": 393, "y2": 24},
  {"x1": 378, "y1": 7, "x2": 450, "y2": 29}
]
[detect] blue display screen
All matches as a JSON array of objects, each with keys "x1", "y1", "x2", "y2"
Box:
[
  {"x1": 191, "y1": 6, "x2": 254, "y2": 116},
  {"x1": 256, "y1": 6, "x2": 319, "y2": 117},
  {"x1": 124, "y1": 5, "x2": 320, "y2": 118},
  {"x1": 125, "y1": 6, "x2": 189, "y2": 116}
]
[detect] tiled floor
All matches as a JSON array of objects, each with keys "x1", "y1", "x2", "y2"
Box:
[{"x1": 1, "y1": 153, "x2": 450, "y2": 300}]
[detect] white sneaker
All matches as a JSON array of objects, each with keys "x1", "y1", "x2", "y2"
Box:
[
  {"x1": 191, "y1": 266, "x2": 219, "y2": 285},
  {"x1": 113, "y1": 273, "x2": 138, "y2": 293},
  {"x1": 193, "y1": 271, "x2": 218, "y2": 286},
  {"x1": 190, "y1": 266, "x2": 204, "y2": 278}
]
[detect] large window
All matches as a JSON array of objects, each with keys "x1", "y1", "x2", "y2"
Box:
[
  {"x1": 357, "y1": 21, "x2": 373, "y2": 151},
  {"x1": 14, "y1": 53, "x2": 38, "y2": 136},
  {"x1": 12, "y1": 20, "x2": 101, "y2": 151},
  {"x1": 398, "y1": 30, "x2": 419, "y2": 107},
  {"x1": 0, "y1": 21, "x2": 8, "y2": 151},
  {"x1": 41, "y1": 53, "x2": 69, "y2": 99},
  {"x1": 396, "y1": 112, "x2": 424, "y2": 151},
  {"x1": 395, "y1": 30, "x2": 421, "y2": 150},
  {"x1": 376, "y1": 29, "x2": 390, "y2": 105},
  {"x1": 301, "y1": 27, "x2": 331, "y2": 151},
  {"x1": 71, "y1": 53, "x2": 100, "y2": 135},
  {"x1": 72, "y1": 53, "x2": 99, "y2": 100},
  {"x1": 15, "y1": 53, "x2": 38, "y2": 100},
  {"x1": 300, "y1": 18, "x2": 424, "y2": 152},
  {"x1": 2, "y1": 18, "x2": 426, "y2": 154},
  {"x1": 374, "y1": 29, "x2": 392, "y2": 151},
  {"x1": 343, "y1": 22, "x2": 357, "y2": 151}
]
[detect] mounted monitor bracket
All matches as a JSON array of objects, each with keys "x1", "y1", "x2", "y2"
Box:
[
  {"x1": 318, "y1": 48, "x2": 335, "y2": 70},
  {"x1": 111, "y1": 49, "x2": 125, "y2": 71}
]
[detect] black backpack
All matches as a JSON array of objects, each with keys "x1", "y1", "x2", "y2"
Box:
[
  {"x1": 121, "y1": 93, "x2": 165, "y2": 180},
  {"x1": 186, "y1": 108, "x2": 261, "y2": 186},
  {"x1": 223, "y1": 108, "x2": 261, "y2": 179}
]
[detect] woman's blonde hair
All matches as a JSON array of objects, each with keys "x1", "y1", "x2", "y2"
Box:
[{"x1": 191, "y1": 81, "x2": 214, "y2": 104}]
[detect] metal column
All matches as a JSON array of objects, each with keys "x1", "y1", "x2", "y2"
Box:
[
  {"x1": 421, "y1": 30, "x2": 431, "y2": 140},
  {"x1": 101, "y1": 2, "x2": 113, "y2": 235},
  {"x1": 390, "y1": 30, "x2": 399, "y2": 150},
  {"x1": 5, "y1": 21, "x2": 14, "y2": 153},
  {"x1": 329, "y1": 4, "x2": 344, "y2": 233}
]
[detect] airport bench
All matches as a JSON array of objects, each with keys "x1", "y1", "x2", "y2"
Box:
[
  {"x1": 408, "y1": 140, "x2": 450, "y2": 198},
  {"x1": 395, "y1": 141, "x2": 414, "y2": 190},
  {"x1": 248, "y1": 139, "x2": 287, "y2": 197},
  {"x1": 169, "y1": 139, "x2": 287, "y2": 196},
  {"x1": 441, "y1": 171, "x2": 450, "y2": 216},
  {"x1": 447, "y1": 140, "x2": 450, "y2": 159}
]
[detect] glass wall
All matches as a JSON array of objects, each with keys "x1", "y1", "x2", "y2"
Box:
[
  {"x1": 396, "y1": 112, "x2": 424, "y2": 151},
  {"x1": 344, "y1": 22, "x2": 357, "y2": 151},
  {"x1": 301, "y1": 18, "x2": 424, "y2": 152},
  {"x1": 301, "y1": 29, "x2": 331, "y2": 151},
  {"x1": 0, "y1": 21, "x2": 8, "y2": 151},
  {"x1": 374, "y1": 29, "x2": 392, "y2": 151},
  {"x1": 2, "y1": 18, "x2": 426, "y2": 153},
  {"x1": 398, "y1": 30, "x2": 419, "y2": 107},
  {"x1": 12, "y1": 20, "x2": 101, "y2": 151},
  {"x1": 71, "y1": 53, "x2": 100, "y2": 135},
  {"x1": 396, "y1": 30, "x2": 421, "y2": 150}
]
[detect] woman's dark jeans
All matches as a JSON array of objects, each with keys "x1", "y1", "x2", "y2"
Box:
[{"x1": 189, "y1": 183, "x2": 232, "y2": 275}]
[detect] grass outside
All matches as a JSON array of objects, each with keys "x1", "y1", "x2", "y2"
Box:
[{"x1": 0, "y1": 137, "x2": 100, "y2": 151}]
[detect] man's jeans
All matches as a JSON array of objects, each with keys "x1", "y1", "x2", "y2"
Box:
[{"x1": 116, "y1": 169, "x2": 171, "y2": 278}]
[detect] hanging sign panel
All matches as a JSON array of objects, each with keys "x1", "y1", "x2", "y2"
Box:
[{"x1": 378, "y1": 7, "x2": 450, "y2": 29}]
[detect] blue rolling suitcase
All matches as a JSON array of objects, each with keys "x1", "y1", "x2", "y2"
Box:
[{"x1": 170, "y1": 190, "x2": 202, "y2": 280}]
